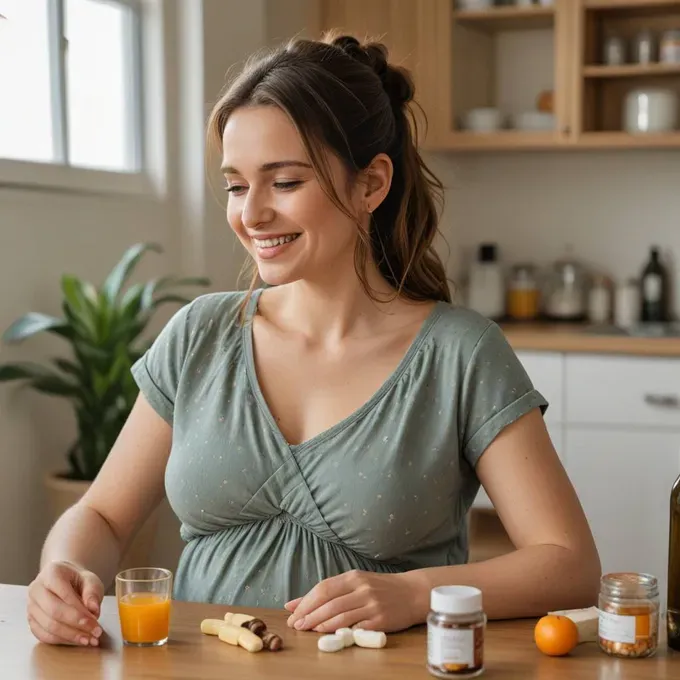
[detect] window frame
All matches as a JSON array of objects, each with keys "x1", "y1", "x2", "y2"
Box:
[{"x1": 0, "y1": 0, "x2": 153, "y2": 196}]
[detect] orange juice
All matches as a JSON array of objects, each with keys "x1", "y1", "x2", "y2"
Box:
[{"x1": 118, "y1": 593, "x2": 171, "y2": 644}]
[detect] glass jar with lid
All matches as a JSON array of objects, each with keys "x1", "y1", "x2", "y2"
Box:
[
  {"x1": 598, "y1": 572, "x2": 660, "y2": 658},
  {"x1": 661, "y1": 29, "x2": 680, "y2": 64},
  {"x1": 507, "y1": 264, "x2": 540, "y2": 321}
]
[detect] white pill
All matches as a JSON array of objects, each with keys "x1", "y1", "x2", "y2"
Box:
[
  {"x1": 335, "y1": 627, "x2": 355, "y2": 647},
  {"x1": 318, "y1": 634, "x2": 345, "y2": 653},
  {"x1": 353, "y1": 629, "x2": 387, "y2": 649}
]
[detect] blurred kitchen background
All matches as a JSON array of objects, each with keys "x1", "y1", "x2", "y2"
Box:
[{"x1": 1, "y1": 0, "x2": 679, "y2": 606}]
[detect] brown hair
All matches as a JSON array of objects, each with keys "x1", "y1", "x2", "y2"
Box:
[{"x1": 207, "y1": 31, "x2": 451, "y2": 307}]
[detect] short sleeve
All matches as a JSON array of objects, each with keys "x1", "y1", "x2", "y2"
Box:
[
  {"x1": 130, "y1": 302, "x2": 193, "y2": 425},
  {"x1": 459, "y1": 322, "x2": 548, "y2": 467}
]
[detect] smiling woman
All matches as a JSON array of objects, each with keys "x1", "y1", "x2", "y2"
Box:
[{"x1": 27, "y1": 32, "x2": 601, "y2": 648}]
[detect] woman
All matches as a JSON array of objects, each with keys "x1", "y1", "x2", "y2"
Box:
[{"x1": 26, "y1": 34, "x2": 600, "y2": 647}]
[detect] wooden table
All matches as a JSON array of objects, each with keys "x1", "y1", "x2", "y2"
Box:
[{"x1": 3, "y1": 584, "x2": 679, "y2": 679}]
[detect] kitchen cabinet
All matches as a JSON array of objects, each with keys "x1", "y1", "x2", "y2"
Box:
[
  {"x1": 565, "y1": 427, "x2": 680, "y2": 606},
  {"x1": 311, "y1": 0, "x2": 680, "y2": 151}
]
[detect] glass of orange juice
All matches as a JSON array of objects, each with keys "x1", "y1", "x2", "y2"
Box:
[{"x1": 116, "y1": 568, "x2": 173, "y2": 646}]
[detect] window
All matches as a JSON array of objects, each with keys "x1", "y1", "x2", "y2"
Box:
[{"x1": 0, "y1": 0, "x2": 143, "y2": 183}]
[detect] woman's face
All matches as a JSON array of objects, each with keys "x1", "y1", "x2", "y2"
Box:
[{"x1": 221, "y1": 105, "x2": 363, "y2": 287}]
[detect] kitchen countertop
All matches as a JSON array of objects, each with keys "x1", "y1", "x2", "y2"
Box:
[
  {"x1": 500, "y1": 322, "x2": 680, "y2": 357},
  {"x1": 3, "y1": 584, "x2": 679, "y2": 679}
]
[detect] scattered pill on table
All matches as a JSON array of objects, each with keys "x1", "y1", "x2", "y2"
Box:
[
  {"x1": 262, "y1": 631, "x2": 284, "y2": 651},
  {"x1": 335, "y1": 628, "x2": 355, "y2": 647},
  {"x1": 200, "y1": 619, "x2": 226, "y2": 636},
  {"x1": 353, "y1": 629, "x2": 387, "y2": 649},
  {"x1": 243, "y1": 618, "x2": 267, "y2": 636},
  {"x1": 218, "y1": 624, "x2": 263, "y2": 652},
  {"x1": 318, "y1": 634, "x2": 345, "y2": 653},
  {"x1": 225, "y1": 612, "x2": 255, "y2": 627}
]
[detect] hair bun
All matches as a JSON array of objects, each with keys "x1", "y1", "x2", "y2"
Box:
[{"x1": 330, "y1": 34, "x2": 414, "y2": 107}]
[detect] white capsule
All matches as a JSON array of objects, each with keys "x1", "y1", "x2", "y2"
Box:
[
  {"x1": 335, "y1": 627, "x2": 355, "y2": 647},
  {"x1": 353, "y1": 629, "x2": 387, "y2": 649},
  {"x1": 318, "y1": 634, "x2": 345, "y2": 653}
]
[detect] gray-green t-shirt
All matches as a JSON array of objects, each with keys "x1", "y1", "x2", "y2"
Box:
[{"x1": 131, "y1": 289, "x2": 547, "y2": 607}]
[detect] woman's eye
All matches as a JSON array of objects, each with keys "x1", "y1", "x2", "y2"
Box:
[
  {"x1": 274, "y1": 180, "x2": 302, "y2": 191},
  {"x1": 225, "y1": 184, "x2": 247, "y2": 195}
]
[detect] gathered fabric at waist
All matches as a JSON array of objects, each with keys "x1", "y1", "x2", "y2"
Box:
[{"x1": 173, "y1": 513, "x2": 405, "y2": 608}]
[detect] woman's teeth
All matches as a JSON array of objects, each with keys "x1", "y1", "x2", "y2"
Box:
[{"x1": 253, "y1": 234, "x2": 300, "y2": 248}]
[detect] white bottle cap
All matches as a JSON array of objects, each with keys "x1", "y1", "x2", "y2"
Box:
[{"x1": 431, "y1": 586, "x2": 483, "y2": 615}]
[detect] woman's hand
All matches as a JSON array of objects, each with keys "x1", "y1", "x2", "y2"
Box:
[
  {"x1": 27, "y1": 560, "x2": 104, "y2": 646},
  {"x1": 284, "y1": 570, "x2": 422, "y2": 634}
]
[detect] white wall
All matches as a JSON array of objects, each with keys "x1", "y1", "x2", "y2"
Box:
[{"x1": 434, "y1": 150, "x2": 680, "y2": 316}]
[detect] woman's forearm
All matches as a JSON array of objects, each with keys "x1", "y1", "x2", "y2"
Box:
[
  {"x1": 402, "y1": 544, "x2": 601, "y2": 623},
  {"x1": 40, "y1": 502, "x2": 123, "y2": 589}
]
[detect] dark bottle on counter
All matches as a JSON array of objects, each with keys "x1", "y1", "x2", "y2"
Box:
[
  {"x1": 640, "y1": 247, "x2": 669, "y2": 322},
  {"x1": 668, "y1": 473, "x2": 680, "y2": 651}
]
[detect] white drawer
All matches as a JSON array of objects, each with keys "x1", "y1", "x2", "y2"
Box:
[
  {"x1": 516, "y1": 351, "x2": 564, "y2": 423},
  {"x1": 566, "y1": 355, "x2": 680, "y2": 428}
]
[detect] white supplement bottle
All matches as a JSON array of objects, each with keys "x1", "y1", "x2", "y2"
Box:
[{"x1": 427, "y1": 586, "x2": 486, "y2": 678}]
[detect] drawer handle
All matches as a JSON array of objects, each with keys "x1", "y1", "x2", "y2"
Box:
[{"x1": 644, "y1": 394, "x2": 680, "y2": 409}]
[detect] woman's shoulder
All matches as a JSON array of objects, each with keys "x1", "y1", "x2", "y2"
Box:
[
  {"x1": 159, "y1": 289, "x2": 255, "y2": 352},
  {"x1": 429, "y1": 301, "x2": 504, "y2": 356}
]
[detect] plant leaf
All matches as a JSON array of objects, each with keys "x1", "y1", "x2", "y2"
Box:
[
  {"x1": 61, "y1": 275, "x2": 98, "y2": 339},
  {"x1": 101, "y1": 243, "x2": 162, "y2": 304},
  {"x1": 2, "y1": 313, "x2": 70, "y2": 343},
  {"x1": 0, "y1": 362, "x2": 62, "y2": 382}
]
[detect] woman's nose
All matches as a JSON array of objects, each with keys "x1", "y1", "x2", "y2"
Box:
[{"x1": 241, "y1": 189, "x2": 274, "y2": 229}]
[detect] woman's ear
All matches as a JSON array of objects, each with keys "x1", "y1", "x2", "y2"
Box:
[{"x1": 361, "y1": 153, "x2": 393, "y2": 214}]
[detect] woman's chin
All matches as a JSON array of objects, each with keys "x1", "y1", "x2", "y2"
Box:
[{"x1": 256, "y1": 265, "x2": 303, "y2": 287}]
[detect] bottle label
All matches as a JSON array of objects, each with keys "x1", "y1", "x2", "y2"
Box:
[
  {"x1": 599, "y1": 610, "x2": 638, "y2": 644},
  {"x1": 428, "y1": 626, "x2": 474, "y2": 669},
  {"x1": 644, "y1": 274, "x2": 662, "y2": 303}
]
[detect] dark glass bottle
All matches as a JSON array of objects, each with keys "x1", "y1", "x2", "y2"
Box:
[
  {"x1": 668, "y1": 473, "x2": 680, "y2": 651},
  {"x1": 640, "y1": 247, "x2": 668, "y2": 322}
]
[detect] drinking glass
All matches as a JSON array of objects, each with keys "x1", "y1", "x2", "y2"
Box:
[{"x1": 115, "y1": 568, "x2": 173, "y2": 646}]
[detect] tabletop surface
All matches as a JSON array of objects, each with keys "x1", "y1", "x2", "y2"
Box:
[{"x1": 2, "y1": 584, "x2": 679, "y2": 679}]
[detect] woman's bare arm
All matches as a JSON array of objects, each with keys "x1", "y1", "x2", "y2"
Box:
[
  {"x1": 403, "y1": 408, "x2": 601, "y2": 620},
  {"x1": 40, "y1": 393, "x2": 172, "y2": 589}
]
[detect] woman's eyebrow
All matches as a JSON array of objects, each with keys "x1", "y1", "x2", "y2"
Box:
[{"x1": 221, "y1": 160, "x2": 313, "y2": 173}]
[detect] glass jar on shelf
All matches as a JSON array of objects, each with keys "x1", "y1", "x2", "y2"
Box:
[{"x1": 507, "y1": 264, "x2": 540, "y2": 321}]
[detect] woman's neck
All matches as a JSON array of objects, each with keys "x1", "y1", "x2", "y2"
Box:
[{"x1": 267, "y1": 264, "x2": 409, "y2": 346}]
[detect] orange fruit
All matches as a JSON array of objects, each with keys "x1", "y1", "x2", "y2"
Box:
[{"x1": 534, "y1": 615, "x2": 579, "y2": 657}]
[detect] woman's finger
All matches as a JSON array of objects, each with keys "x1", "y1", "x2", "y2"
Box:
[
  {"x1": 27, "y1": 609, "x2": 92, "y2": 647},
  {"x1": 28, "y1": 615, "x2": 74, "y2": 646},
  {"x1": 288, "y1": 572, "x2": 355, "y2": 625},
  {"x1": 293, "y1": 591, "x2": 364, "y2": 631},
  {"x1": 43, "y1": 566, "x2": 96, "y2": 621},
  {"x1": 283, "y1": 597, "x2": 302, "y2": 612},
  {"x1": 311, "y1": 606, "x2": 372, "y2": 634},
  {"x1": 32, "y1": 586, "x2": 101, "y2": 638}
]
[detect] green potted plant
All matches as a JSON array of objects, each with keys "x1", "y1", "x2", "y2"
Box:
[{"x1": 0, "y1": 243, "x2": 209, "y2": 566}]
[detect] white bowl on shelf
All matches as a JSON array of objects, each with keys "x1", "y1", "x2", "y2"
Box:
[
  {"x1": 458, "y1": 0, "x2": 494, "y2": 10},
  {"x1": 461, "y1": 107, "x2": 505, "y2": 132},
  {"x1": 510, "y1": 111, "x2": 556, "y2": 131}
]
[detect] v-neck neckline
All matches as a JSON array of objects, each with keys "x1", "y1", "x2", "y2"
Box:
[{"x1": 242, "y1": 288, "x2": 444, "y2": 454}]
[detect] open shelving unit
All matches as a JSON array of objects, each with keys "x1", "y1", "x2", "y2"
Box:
[{"x1": 311, "y1": 0, "x2": 680, "y2": 152}]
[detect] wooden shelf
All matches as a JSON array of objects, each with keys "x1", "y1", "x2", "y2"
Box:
[
  {"x1": 453, "y1": 5, "x2": 555, "y2": 31},
  {"x1": 584, "y1": 63, "x2": 680, "y2": 78},
  {"x1": 583, "y1": 0, "x2": 680, "y2": 10},
  {"x1": 433, "y1": 131, "x2": 563, "y2": 152},
  {"x1": 577, "y1": 131, "x2": 680, "y2": 148}
]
